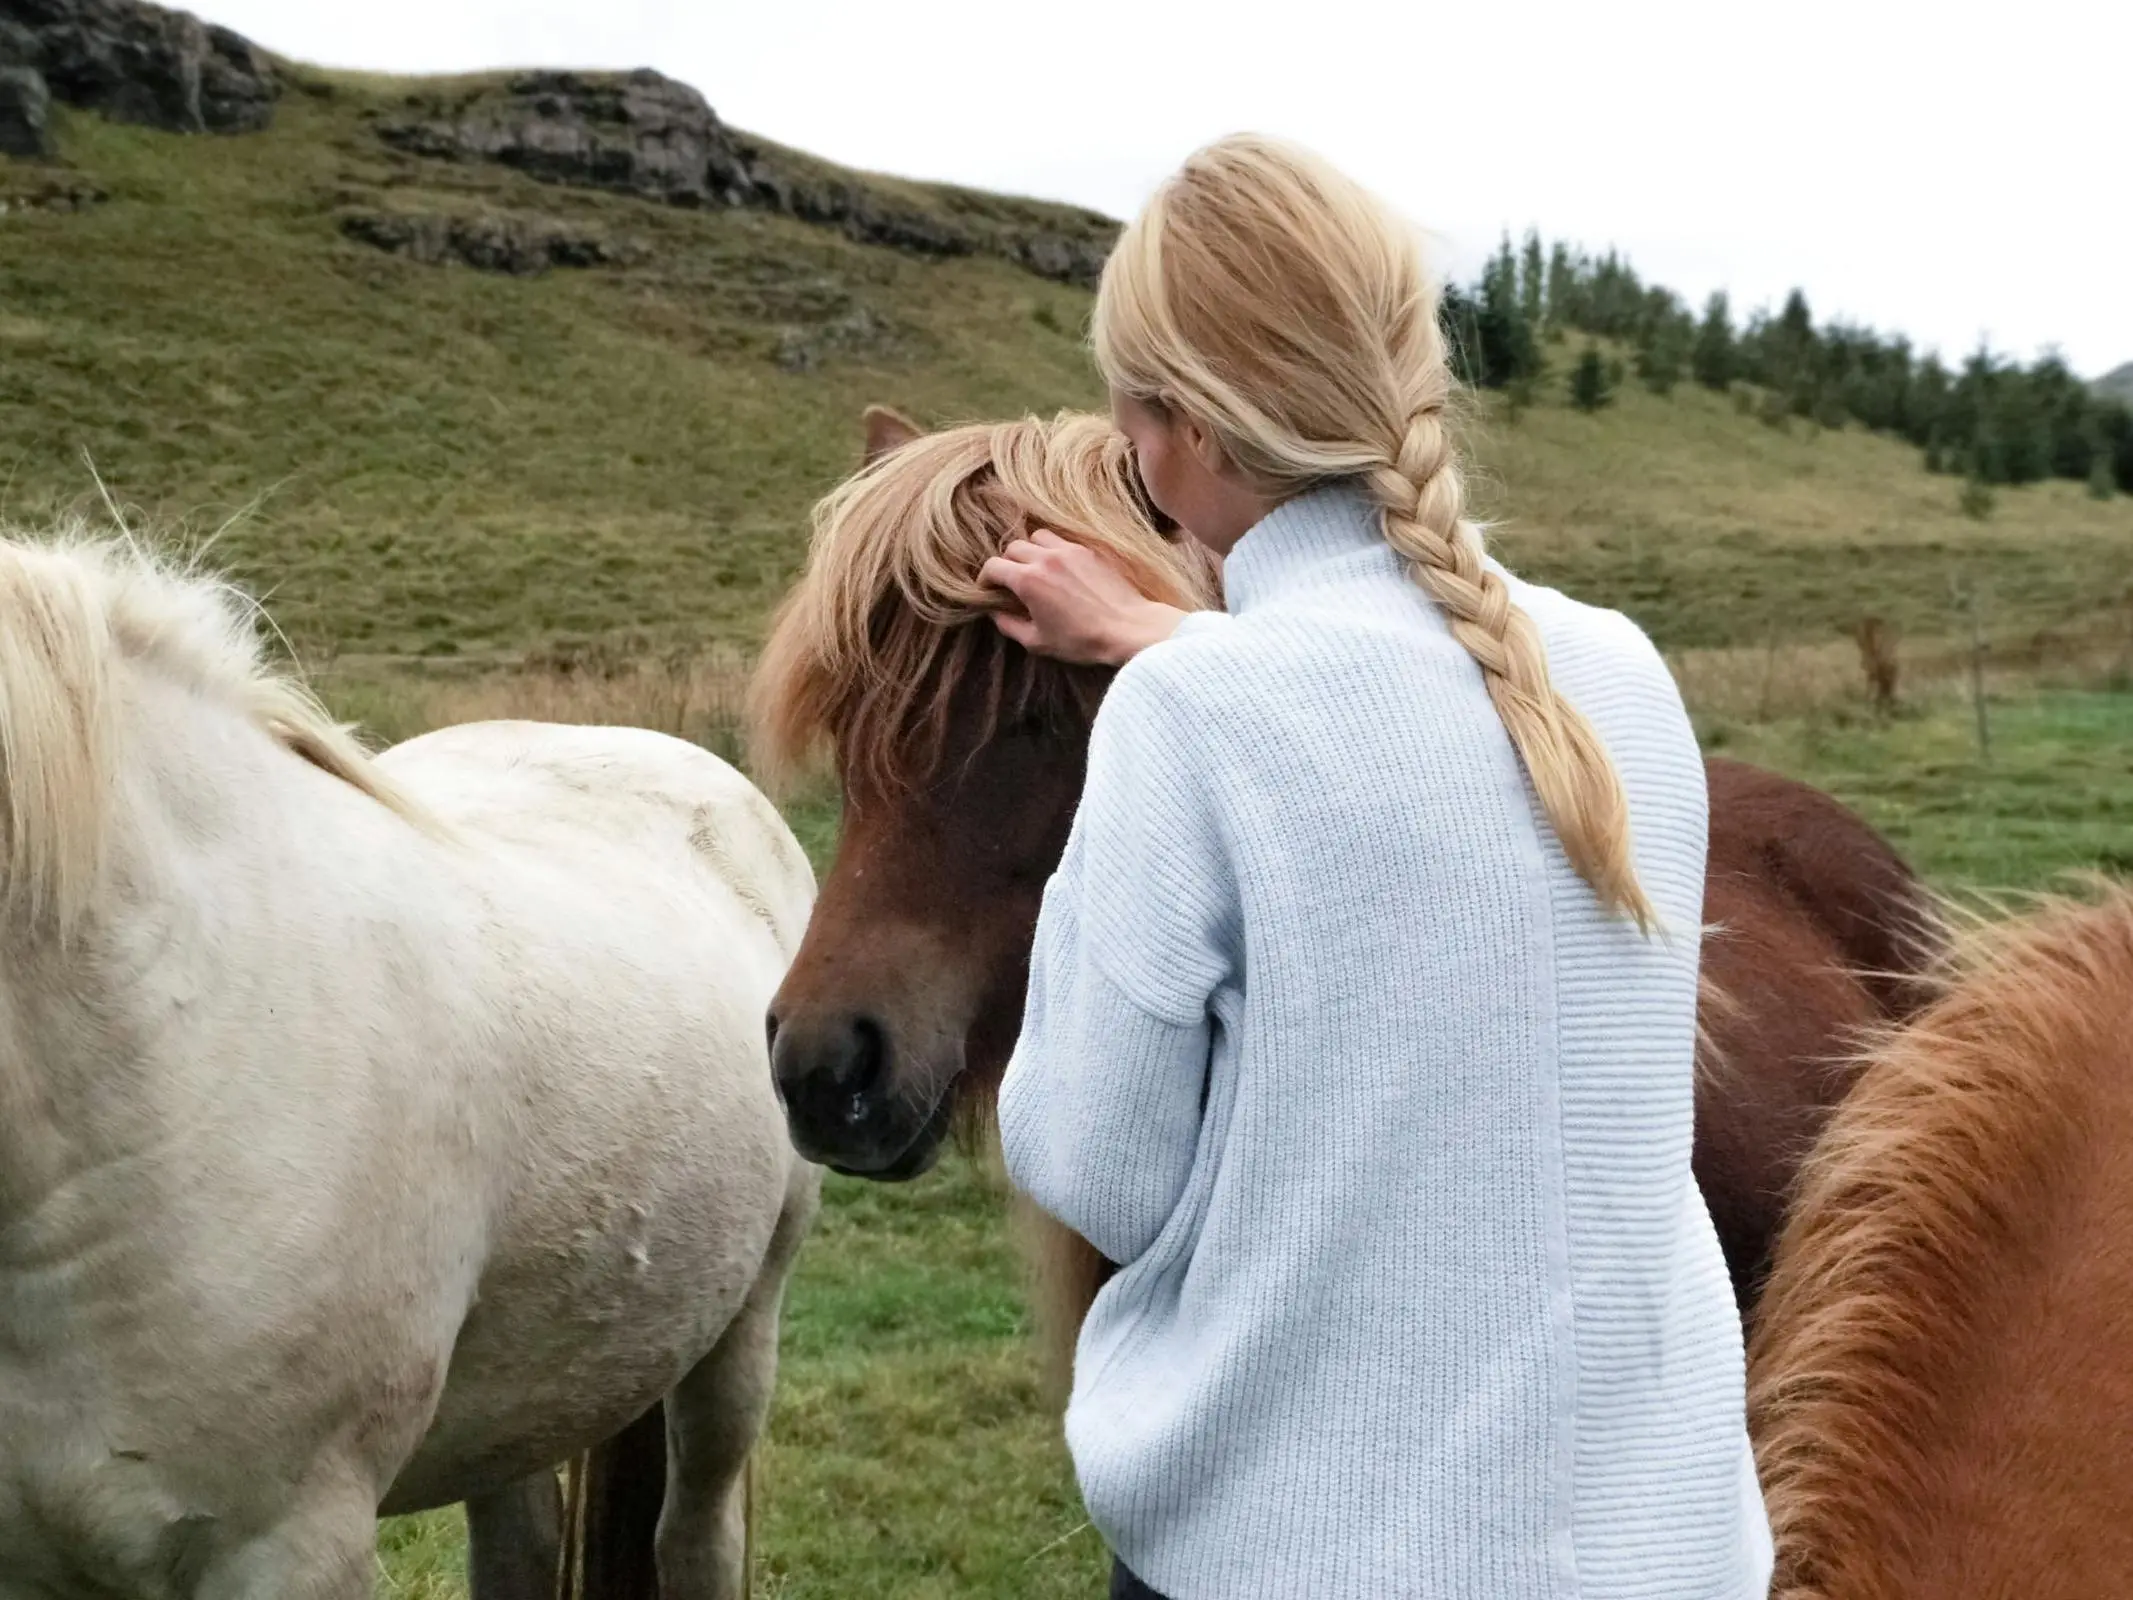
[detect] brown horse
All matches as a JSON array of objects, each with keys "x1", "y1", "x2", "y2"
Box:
[
  {"x1": 757, "y1": 406, "x2": 1935, "y2": 1354},
  {"x1": 1749, "y1": 887, "x2": 2133, "y2": 1598}
]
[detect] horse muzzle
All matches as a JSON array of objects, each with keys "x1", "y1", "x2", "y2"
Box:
[{"x1": 766, "y1": 1008, "x2": 959, "y2": 1181}]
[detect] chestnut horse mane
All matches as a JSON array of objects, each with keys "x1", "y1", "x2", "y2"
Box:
[
  {"x1": 750, "y1": 413, "x2": 1219, "y2": 797},
  {"x1": 1747, "y1": 882, "x2": 2133, "y2": 1599}
]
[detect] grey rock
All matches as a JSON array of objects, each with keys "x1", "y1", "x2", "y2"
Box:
[
  {"x1": 785, "y1": 176, "x2": 971, "y2": 259},
  {"x1": 0, "y1": 62, "x2": 47, "y2": 155},
  {"x1": 0, "y1": 171, "x2": 104, "y2": 210},
  {"x1": 1013, "y1": 230, "x2": 1111, "y2": 289},
  {"x1": 0, "y1": 0, "x2": 279, "y2": 135},
  {"x1": 340, "y1": 208, "x2": 644, "y2": 276},
  {"x1": 380, "y1": 69, "x2": 752, "y2": 208},
  {"x1": 773, "y1": 306, "x2": 891, "y2": 373},
  {"x1": 195, "y1": 21, "x2": 273, "y2": 130}
]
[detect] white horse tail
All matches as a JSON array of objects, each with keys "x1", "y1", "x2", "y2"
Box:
[{"x1": 570, "y1": 1403, "x2": 668, "y2": 1599}]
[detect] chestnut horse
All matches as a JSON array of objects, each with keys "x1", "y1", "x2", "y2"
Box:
[
  {"x1": 757, "y1": 407, "x2": 1935, "y2": 1355},
  {"x1": 1749, "y1": 887, "x2": 2133, "y2": 1597}
]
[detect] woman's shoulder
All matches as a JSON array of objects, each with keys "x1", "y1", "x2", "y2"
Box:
[
  {"x1": 1502, "y1": 570, "x2": 1661, "y2": 658},
  {"x1": 1109, "y1": 592, "x2": 1484, "y2": 744},
  {"x1": 1505, "y1": 575, "x2": 1682, "y2": 707},
  {"x1": 1106, "y1": 611, "x2": 1258, "y2": 727}
]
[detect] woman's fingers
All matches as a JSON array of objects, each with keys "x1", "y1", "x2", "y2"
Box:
[
  {"x1": 979, "y1": 553, "x2": 1032, "y2": 595},
  {"x1": 992, "y1": 609, "x2": 1041, "y2": 648},
  {"x1": 994, "y1": 532, "x2": 1060, "y2": 568},
  {"x1": 978, "y1": 527, "x2": 1183, "y2": 665}
]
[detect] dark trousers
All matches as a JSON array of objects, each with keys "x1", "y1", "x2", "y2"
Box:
[{"x1": 1111, "y1": 1560, "x2": 1168, "y2": 1600}]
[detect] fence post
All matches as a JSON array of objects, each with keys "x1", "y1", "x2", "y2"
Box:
[
  {"x1": 1953, "y1": 578, "x2": 1991, "y2": 764},
  {"x1": 1757, "y1": 621, "x2": 1780, "y2": 722}
]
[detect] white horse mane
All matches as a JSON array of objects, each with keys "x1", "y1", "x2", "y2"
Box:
[{"x1": 0, "y1": 520, "x2": 418, "y2": 933}]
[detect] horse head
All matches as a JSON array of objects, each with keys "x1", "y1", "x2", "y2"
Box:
[{"x1": 753, "y1": 409, "x2": 1215, "y2": 1178}]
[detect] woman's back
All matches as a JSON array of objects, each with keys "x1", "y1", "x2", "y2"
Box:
[
  {"x1": 994, "y1": 129, "x2": 1767, "y2": 1600},
  {"x1": 1004, "y1": 484, "x2": 1768, "y2": 1598}
]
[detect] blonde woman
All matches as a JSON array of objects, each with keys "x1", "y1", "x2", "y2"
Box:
[{"x1": 987, "y1": 137, "x2": 1772, "y2": 1600}]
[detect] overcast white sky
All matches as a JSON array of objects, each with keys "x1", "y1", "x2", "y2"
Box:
[{"x1": 203, "y1": 0, "x2": 2129, "y2": 376}]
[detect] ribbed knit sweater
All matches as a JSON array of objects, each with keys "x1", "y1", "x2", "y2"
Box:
[{"x1": 998, "y1": 483, "x2": 1773, "y2": 1599}]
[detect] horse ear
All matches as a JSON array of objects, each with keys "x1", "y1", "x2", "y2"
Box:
[{"x1": 862, "y1": 405, "x2": 922, "y2": 464}]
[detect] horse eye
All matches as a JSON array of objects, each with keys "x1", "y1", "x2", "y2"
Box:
[{"x1": 1126, "y1": 461, "x2": 1178, "y2": 536}]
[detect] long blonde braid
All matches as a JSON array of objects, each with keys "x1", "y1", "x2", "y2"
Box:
[
  {"x1": 1092, "y1": 133, "x2": 1656, "y2": 930},
  {"x1": 1373, "y1": 409, "x2": 1655, "y2": 929}
]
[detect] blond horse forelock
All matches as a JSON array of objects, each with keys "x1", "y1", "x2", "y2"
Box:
[
  {"x1": 0, "y1": 523, "x2": 421, "y2": 936},
  {"x1": 1747, "y1": 884, "x2": 2133, "y2": 1599},
  {"x1": 749, "y1": 413, "x2": 1218, "y2": 797}
]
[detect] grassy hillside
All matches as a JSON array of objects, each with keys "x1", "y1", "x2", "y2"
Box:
[
  {"x1": 5, "y1": 68, "x2": 2130, "y2": 669},
  {"x1": 5, "y1": 57, "x2": 2132, "y2": 1600},
  {"x1": 2, "y1": 74, "x2": 1106, "y2": 660}
]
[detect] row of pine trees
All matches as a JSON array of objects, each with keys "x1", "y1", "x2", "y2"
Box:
[{"x1": 1439, "y1": 233, "x2": 2133, "y2": 498}]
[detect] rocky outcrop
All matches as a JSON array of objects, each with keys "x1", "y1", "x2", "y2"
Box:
[
  {"x1": 0, "y1": 0, "x2": 279, "y2": 138},
  {"x1": 340, "y1": 208, "x2": 645, "y2": 276},
  {"x1": 1008, "y1": 230, "x2": 1112, "y2": 291},
  {"x1": 0, "y1": 60, "x2": 47, "y2": 154},
  {"x1": 380, "y1": 70, "x2": 754, "y2": 209},
  {"x1": 375, "y1": 69, "x2": 1119, "y2": 288}
]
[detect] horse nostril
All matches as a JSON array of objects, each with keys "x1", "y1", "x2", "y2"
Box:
[
  {"x1": 838, "y1": 1017, "x2": 888, "y2": 1125},
  {"x1": 770, "y1": 1010, "x2": 895, "y2": 1147},
  {"x1": 764, "y1": 1010, "x2": 781, "y2": 1059}
]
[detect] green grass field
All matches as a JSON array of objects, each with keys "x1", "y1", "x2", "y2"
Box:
[{"x1": 2, "y1": 56, "x2": 2128, "y2": 1600}]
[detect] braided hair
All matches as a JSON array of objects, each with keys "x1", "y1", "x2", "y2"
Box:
[{"x1": 1092, "y1": 134, "x2": 1656, "y2": 930}]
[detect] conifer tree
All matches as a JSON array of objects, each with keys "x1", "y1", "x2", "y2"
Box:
[
  {"x1": 1520, "y1": 230, "x2": 1546, "y2": 330},
  {"x1": 1906, "y1": 355, "x2": 1952, "y2": 449},
  {"x1": 1546, "y1": 243, "x2": 1580, "y2": 336},
  {"x1": 1692, "y1": 292, "x2": 1735, "y2": 390},
  {"x1": 1472, "y1": 238, "x2": 1543, "y2": 390},
  {"x1": 1637, "y1": 302, "x2": 1693, "y2": 395},
  {"x1": 1569, "y1": 344, "x2": 1615, "y2": 412},
  {"x1": 1438, "y1": 282, "x2": 1484, "y2": 388},
  {"x1": 1769, "y1": 290, "x2": 1819, "y2": 414},
  {"x1": 2099, "y1": 403, "x2": 2133, "y2": 494}
]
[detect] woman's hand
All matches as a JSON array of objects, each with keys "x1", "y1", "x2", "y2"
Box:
[{"x1": 980, "y1": 529, "x2": 1188, "y2": 666}]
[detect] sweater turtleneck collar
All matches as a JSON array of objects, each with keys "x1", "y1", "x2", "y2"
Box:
[{"x1": 1218, "y1": 480, "x2": 1388, "y2": 615}]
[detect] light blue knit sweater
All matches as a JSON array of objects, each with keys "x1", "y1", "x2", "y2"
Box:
[{"x1": 998, "y1": 483, "x2": 1772, "y2": 1599}]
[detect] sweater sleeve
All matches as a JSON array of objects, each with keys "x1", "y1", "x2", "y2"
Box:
[{"x1": 997, "y1": 648, "x2": 1239, "y2": 1266}]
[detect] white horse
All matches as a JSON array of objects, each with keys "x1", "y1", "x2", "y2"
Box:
[{"x1": 0, "y1": 527, "x2": 819, "y2": 1599}]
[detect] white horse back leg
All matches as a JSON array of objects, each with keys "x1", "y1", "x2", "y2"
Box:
[
  {"x1": 465, "y1": 1471, "x2": 563, "y2": 1600},
  {"x1": 656, "y1": 1171, "x2": 818, "y2": 1599}
]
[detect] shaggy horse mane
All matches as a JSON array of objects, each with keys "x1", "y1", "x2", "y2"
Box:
[
  {"x1": 749, "y1": 412, "x2": 1219, "y2": 797},
  {"x1": 1747, "y1": 883, "x2": 2133, "y2": 1598},
  {"x1": 0, "y1": 521, "x2": 419, "y2": 933}
]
